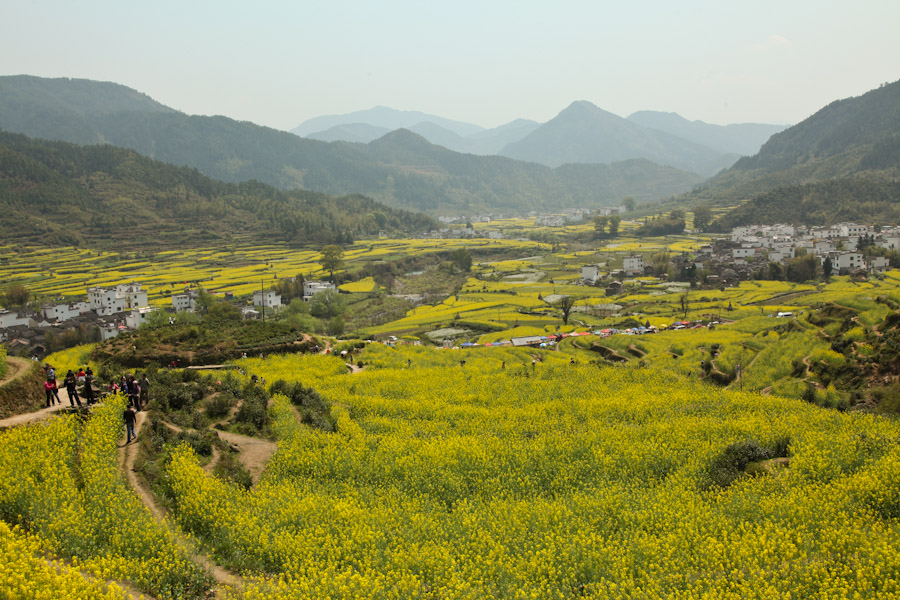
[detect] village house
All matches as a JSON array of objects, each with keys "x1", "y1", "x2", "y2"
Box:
[
  {"x1": 869, "y1": 256, "x2": 890, "y2": 274},
  {"x1": 0, "y1": 309, "x2": 33, "y2": 329},
  {"x1": 581, "y1": 265, "x2": 602, "y2": 285},
  {"x1": 88, "y1": 282, "x2": 148, "y2": 316},
  {"x1": 252, "y1": 289, "x2": 282, "y2": 309},
  {"x1": 813, "y1": 240, "x2": 836, "y2": 255},
  {"x1": 623, "y1": 255, "x2": 644, "y2": 277},
  {"x1": 841, "y1": 224, "x2": 870, "y2": 238},
  {"x1": 41, "y1": 301, "x2": 91, "y2": 322},
  {"x1": 172, "y1": 289, "x2": 200, "y2": 312},
  {"x1": 124, "y1": 306, "x2": 157, "y2": 330},
  {"x1": 877, "y1": 235, "x2": 900, "y2": 251},
  {"x1": 829, "y1": 251, "x2": 867, "y2": 274},
  {"x1": 302, "y1": 281, "x2": 335, "y2": 301}
]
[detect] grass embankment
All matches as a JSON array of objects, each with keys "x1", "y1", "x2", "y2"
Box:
[{"x1": 0, "y1": 358, "x2": 45, "y2": 419}]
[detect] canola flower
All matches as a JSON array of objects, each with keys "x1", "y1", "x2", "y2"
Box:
[
  {"x1": 167, "y1": 350, "x2": 900, "y2": 599},
  {"x1": 0, "y1": 396, "x2": 212, "y2": 599},
  {"x1": 0, "y1": 520, "x2": 129, "y2": 599}
]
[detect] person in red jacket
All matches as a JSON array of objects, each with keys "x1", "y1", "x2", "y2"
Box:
[{"x1": 44, "y1": 378, "x2": 59, "y2": 407}]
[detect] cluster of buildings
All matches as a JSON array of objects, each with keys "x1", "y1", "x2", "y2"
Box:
[
  {"x1": 723, "y1": 223, "x2": 894, "y2": 275},
  {"x1": 579, "y1": 222, "x2": 896, "y2": 294},
  {"x1": 1, "y1": 278, "x2": 341, "y2": 357}
]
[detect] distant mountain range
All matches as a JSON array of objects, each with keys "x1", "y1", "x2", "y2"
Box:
[
  {"x1": 498, "y1": 101, "x2": 742, "y2": 176},
  {"x1": 0, "y1": 75, "x2": 704, "y2": 214},
  {"x1": 295, "y1": 103, "x2": 786, "y2": 176},
  {"x1": 297, "y1": 107, "x2": 542, "y2": 155},
  {"x1": 5, "y1": 74, "x2": 896, "y2": 227}
]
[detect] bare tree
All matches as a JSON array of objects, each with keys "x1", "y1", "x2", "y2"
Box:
[{"x1": 556, "y1": 295, "x2": 577, "y2": 325}]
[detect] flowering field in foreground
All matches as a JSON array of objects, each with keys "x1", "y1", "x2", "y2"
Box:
[
  {"x1": 0, "y1": 520, "x2": 128, "y2": 599},
  {"x1": 164, "y1": 348, "x2": 900, "y2": 599},
  {"x1": 0, "y1": 395, "x2": 211, "y2": 599}
]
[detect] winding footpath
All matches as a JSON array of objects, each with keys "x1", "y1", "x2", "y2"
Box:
[{"x1": 118, "y1": 410, "x2": 244, "y2": 597}]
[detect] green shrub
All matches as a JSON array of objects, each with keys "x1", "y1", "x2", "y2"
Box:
[
  {"x1": 707, "y1": 437, "x2": 790, "y2": 488},
  {"x1": 205, "y1": 393, "x2": 236, "y2": 419}
]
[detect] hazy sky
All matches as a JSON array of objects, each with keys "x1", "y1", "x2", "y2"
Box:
[{"x1": 2, "y1": 0, "x2": 898, "y2": 131}]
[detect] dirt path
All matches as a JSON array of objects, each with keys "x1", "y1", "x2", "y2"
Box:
[
  {"x1": 119, "y1": 412, "x2": 166, "y2": 521},
  {"x1": 0, "y1": 356, "x2": 32, "y2": 386},
  {"x1": 214, "y1": 430, "x2": 277, "y2": 485},
  {"x1": 118, "y1": 413, "x2": 243, "y2": 596},
  {"x1": 746, "y1": 289, "x2": 817, "y2": 306},
  {"x1": 725, "y1": 347, "x2": 762, "y2": 391},
  {"x1": 160, "y1": 409, "x2": 275, "y2": 486},
  {"x1": 347, "y1": 363, "x2": 364, "y2": 374},
  {"x1": 0, "y1": 402, "x2": 73, "y2": 429}
]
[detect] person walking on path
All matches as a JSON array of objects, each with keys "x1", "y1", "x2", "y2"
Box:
[
  {"x1": 84, "y1": 368, "x2": 95, "y2": 405},
  {"x1": 63, "y1": 370, "x2": 82, "y2": 407},
  {"x1": 126, "y1": 376, "x2": 141, "y2": 412},
  {"x1": 139, "y1": 374, "x2": 150, "y2": 409},
  {"x1": 123, "y1": 404, "x2": 137, "y2": 443},
  {"x1": 44, "y1": 378, "x2": 59, "y2": 407},
  {"x1": 44, "y1": 364, "x2": 61, "y2": 404}
]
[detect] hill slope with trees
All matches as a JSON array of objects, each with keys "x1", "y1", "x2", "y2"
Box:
[
  {"x1": 0, "y1": 130, "x2": 436, "y2": 248},
  {"x1": 684, "y1": 79, "x2": 900, "y2": 206},
  {"x1": 710, "y1": 177, "x2": 900, "y2": 230}
]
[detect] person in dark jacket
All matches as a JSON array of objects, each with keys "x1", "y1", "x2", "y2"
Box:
[
  {"x1": 123, "y1": 404, "x2": 137, "y2": 443},
  {"x1": 63, "y1": 370, "x2": 82, "y2": 407},
  {"x1": 84, "y1": 368, "x2": 95, "y2": 405}
]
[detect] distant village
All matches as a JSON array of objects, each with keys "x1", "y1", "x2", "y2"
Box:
[
  {"x1": 580, "y1": 222, "x2": 896, "y2": 294},
  {"x1": 425, "y1": 207, "x2": 604, "y2": 239},
  {"x1": 0, "y1": 279, "x2": 338, "y2": 358},
  {"x1": 2, "y1": 221, "x2": 895, "y2": 358}
]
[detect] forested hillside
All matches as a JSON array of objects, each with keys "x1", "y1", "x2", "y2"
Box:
[
  {"x1": 683, "y1": 79, "x2": 900, "y2": 206},
  {"x1": 0, "y1": 131, "x2": 436, "y2": 248},
  {"x1": 0, "y1": 76, "x2": 703, "y2": 214},
  {"x1": 710, "y1": 177, "x2": 900, "y2": 230}
]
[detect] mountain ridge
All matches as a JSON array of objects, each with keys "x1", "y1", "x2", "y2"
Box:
[
  {"x1": 681, "y1": 78, "x2": 900, "y2": 207},
  {"x1": 0, "y1": 75, "x2": 704, "y2": 215},
  {"x1": 499, "y1": 100, "x2": 738, "y2": 176}
]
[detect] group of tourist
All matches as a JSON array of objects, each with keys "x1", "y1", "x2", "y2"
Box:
[
  {"x1": 42, "y1": 364, "x2": 97, "y2": 408},
  {"x1": 105, "y1": 374, "x2": 150, "y2": 412},
  {"x1": 41, "y1": 363, "x2": 151, "y2": 445},
  {"x1": 41, "y1": 364, "x2": 150, "y2": 413}
]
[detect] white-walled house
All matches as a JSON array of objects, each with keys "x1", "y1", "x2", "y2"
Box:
[
  {"x1": 870, "y1": 256, "x2": 890, "y2": 273},
  {"x1": 581, "y1": 265, "x2": 602, "y2": 284},
  {"x1": 841, "y1": 224, "x2": 870, "y2": 238},
  {"x1": 878, "y1": 235, "x2": 900, "y2": 251},
  {"x1": 623, "y1": 256, "x2": 644, "y2": 277},
  {"x1": 125, "y1": 306, "x2": 157, "y2": 329},
  {"x1": 88, "y1": 282, "x2": 148, "y2": 316},
  {"x1": 832, "y1": 252, "x2": 866, "y2": 273},
  {"x1": 303, "y1": 281, "x2": 336, "y2": 301},
  {"x1": 99, "y1": 322, "x2": 122, "y2": 340},
  {"x1": 732, "y1": 247, "x2": 758, "y2": 259},
  {"x1": 813, "y1": 240, "x2": 836, "y2": 255},
  {"x1": 41, "y1": 302, "x2": 91, "y2": 322},
  {"x1": 172, "y1": 290, "x2": 200, "y2": 312},
  {"x1": 0, "y1": 310, "x2": 32, "y2": 329},
  {"x1": 87, "y1": 288, "x2": 127, "y2": 315},
  {"x1": 252, "y1": 290, "x2": 281, "y2": 308},
  {"x1": 731, "y1": 227, "x2": 755, "y2": 242}
]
